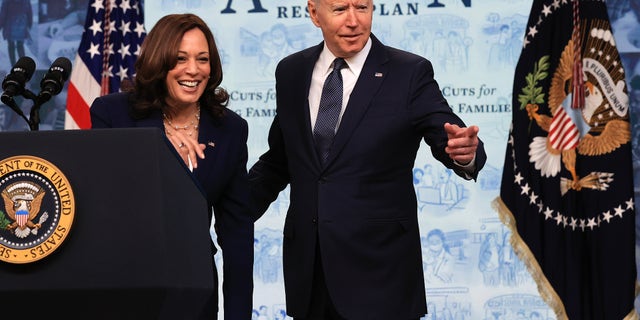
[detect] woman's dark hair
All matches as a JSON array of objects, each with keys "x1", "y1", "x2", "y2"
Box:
[{"x1": 128, "y1": 13, "x2": 228, "y2": 118}]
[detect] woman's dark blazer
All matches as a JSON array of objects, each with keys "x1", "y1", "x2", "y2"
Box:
[{"x1": 90, "y1": 92, "x2": 254, "y2": 320}]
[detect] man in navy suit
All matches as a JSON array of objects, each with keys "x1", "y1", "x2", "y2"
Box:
[{"x1": 249, "y1": 0, "x2": 487, "y2": 319}]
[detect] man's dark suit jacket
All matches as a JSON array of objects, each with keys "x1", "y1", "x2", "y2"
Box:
[
  {"x1": 90, "y1": 92, "x2": 254, "y2": 320},
  {"x1": 249, "y1": 35, "x2": 487, "y2": 320}
]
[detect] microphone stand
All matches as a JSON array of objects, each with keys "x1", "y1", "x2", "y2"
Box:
[
  {"x1": 0, "y1": 88, "x2": 46, "y2": 131},
  {"x1": 28, "y1": 91, "x2": 48, "y2": 131}
]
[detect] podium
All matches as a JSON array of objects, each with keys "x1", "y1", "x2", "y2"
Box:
[{"x1": 0, "y1": 128, "x2": 216, "y2": 319}]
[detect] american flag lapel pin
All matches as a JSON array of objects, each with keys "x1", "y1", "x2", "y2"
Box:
[
  {"x1": 207, "y1": 141, "x2": 216, "y2": 148},
  {"x1": 374, "y1": 72, "x2": 383, "y2": 77}
]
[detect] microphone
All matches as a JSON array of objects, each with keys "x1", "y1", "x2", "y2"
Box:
[
  {"x1": 39, "y1": 57, "x2": 72, "y2": 103},
  {"x1": 1, "y1": 56, "x2": 36, "y2": 102}
]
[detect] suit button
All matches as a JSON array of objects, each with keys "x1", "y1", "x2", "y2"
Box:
[
  {"x1": 312, "y1": 218, "x2": 317, "y2": 223},
  {"x1": 318, "y1": 178, "x2": 326, "y2": 184}
]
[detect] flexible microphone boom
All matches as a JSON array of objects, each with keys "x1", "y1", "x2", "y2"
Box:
[
  {"x1": 1, "y1": 56, "x2": 36, "y2": 101},
  {"x1": 39, "y1": 57, "x2": 72, "y2": 103}
]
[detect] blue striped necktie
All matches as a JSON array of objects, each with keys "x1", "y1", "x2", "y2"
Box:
[{"x1": 313, "y1": 58, "x2": 346, "y2": 164}]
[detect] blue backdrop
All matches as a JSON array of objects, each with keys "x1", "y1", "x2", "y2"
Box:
[{"x1": 0, "y1": 1, "x2": 638, "y2": 319}]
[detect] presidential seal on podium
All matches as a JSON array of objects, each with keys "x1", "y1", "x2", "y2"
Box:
[{"x1": 0, "y1": 156, "x2": 75, "y2": 264}]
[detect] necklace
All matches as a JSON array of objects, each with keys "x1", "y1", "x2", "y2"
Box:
[{"x1": 163, "y1": 105, "x2": 201, "y2": 137}]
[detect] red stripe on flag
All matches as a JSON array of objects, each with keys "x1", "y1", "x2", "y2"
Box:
[
  {"x1": 66, "y1": 83, "x2": 92, "y2": 129},
  {"x1": 549, "y1": 108, "x2": 579, "y2": 150}
]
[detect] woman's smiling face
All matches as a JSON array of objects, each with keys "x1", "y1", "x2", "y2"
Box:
[{"x1": 165, "y1": 28, "x2": 211, "y2": 109}]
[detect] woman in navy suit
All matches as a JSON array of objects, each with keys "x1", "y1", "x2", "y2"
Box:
[{"x1": 90, "y1": 14, "x2": 253, "y2": 320}]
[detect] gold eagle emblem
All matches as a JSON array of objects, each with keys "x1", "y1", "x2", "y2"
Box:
[
  {"x1": 525, "y1": 21, "x2": 630, "y2": 195},
  {"x1": 1, "y1": 181, "x2": 48, "y2": 238}
]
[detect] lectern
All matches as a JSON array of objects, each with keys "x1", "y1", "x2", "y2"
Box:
[{"x1": 0, "y1": 128, "x2": 215, "y2": 319}]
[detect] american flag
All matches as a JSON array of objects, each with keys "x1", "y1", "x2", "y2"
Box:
[{"x1": 65, "y1": 0, "x2": 146, "y2": 129}]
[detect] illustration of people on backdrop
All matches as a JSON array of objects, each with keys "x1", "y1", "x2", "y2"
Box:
[
  {"x1": 499, "y1": 231, "x2": 517, "y2": 287},
  {"x1": 438, "y1": 168, "x2": 459, "y2": 204},
  {"x1": 258, "y1": 24, "x2": 294, "y2": 77},
  {"x1": 478, "y1": 233, "x2": 501, "y2": 286},
  {"x1": 487, "y1": 24, "x2": 514, "y2": 68},
  {"x1": 423, "y1": 228, "x2": 455, "y2": 284},
  {"x1": 0, "y1": 0, "x2": 33, "y2": 66},
  {"x1": 423, "y1": 164, "x2": 436, "y2": 187}
]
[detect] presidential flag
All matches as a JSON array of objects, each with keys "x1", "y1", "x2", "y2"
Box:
[
  {"x1": 65, "y1": 0, "x2": 146, "y2": 129},
  {"x1": 493, "y1": 0, "x2": 637, "y2": 319}
]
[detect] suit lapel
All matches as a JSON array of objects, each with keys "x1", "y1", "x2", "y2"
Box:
[
  {"x1": 193, "y1": 109, "x2": 220, "y2": 184},
  {"x1": 324, "y1": 36, "x2": 389, "y2": 168},
  {"x1": 298, "y1": 45, "x2": 325, "y2": 169}
]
